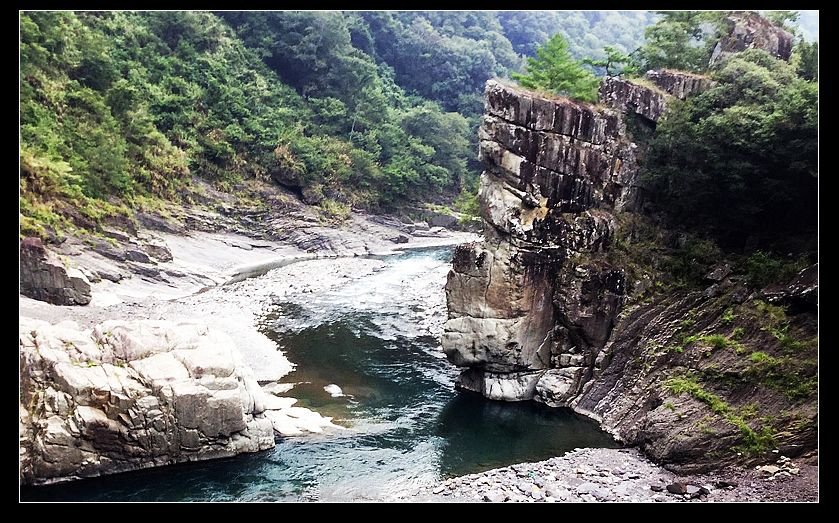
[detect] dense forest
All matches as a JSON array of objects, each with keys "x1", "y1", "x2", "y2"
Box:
[{"x1": 20, "y1": 10, "x2": 818, "y2": 263}]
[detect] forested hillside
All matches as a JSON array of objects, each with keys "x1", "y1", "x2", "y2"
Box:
[{"x1": 19, "y1": 11, "x2": 655, "y2": 239}]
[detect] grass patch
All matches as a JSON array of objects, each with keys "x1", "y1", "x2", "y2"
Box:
[
  {"x1": 319, "y1": 198, "x2": 351, "y2": 222},
  {"x1": 721, "y1": 307, "x2": 735, "y2": 325},
  {"x1": 671, "y1": 332, "x2": 744, "y2": 354},
  {"x1": 741, "y1": 251, "x2": 809, "y2": 288},
  {"x1": 664, "y1": 373, "x2": 776, "y2": 455},
  {"x1": 745, "y1": 352, "x2": 817, "y2": 401}
]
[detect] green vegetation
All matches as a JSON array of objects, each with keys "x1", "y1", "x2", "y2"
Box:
[
  {"x1": 791, "y1": 40, "x2": 818, "y2": 81},
  {"x1": 765, "y1": 10, "x2": 800, "y2": 32},
  {"x1": 664, "y1": 374, "x2": 729, "y2": 414},
  {"x1": 704, "y1": 334, "x2": 732, "y2": 350},
  {"x1": 721, "y1": 308, "x2": 735, "y2": 325},
  {"x1": 741, "y1": 251, "x2": 809, "y2": 288},
  {"x1": 583, "y1": 45, "x2": 639, "y2": 77},
  {"x1": 664, "y1": 373, "x2": 776, "y2": 455},
  {"x1": 18, "y1": 12, "x2": 484, "y2": 236},
  {"x1": 671, "y1": 332, "x2": 744, "y2": 354},
  {"x1": 643, "y1": 47, "x2": 817, "y2": 253},
  {"x1": 745, "y1": 349, "x2": 817, "y2": 400},
  {"x1": 635, "y1": 11, "x2": 726, "y2": 72},
  {"x1": 499, "y1": 11, "x2": 655, "y2": 61},
  {"x1": 512, "y1": 34, "x2": 599, "y2": 102}
]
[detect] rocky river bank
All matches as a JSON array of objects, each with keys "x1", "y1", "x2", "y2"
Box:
[
  {"x1": 19, "y1": 185, "x2": 476, "y2": 486},
  {"x1": 410, "y1": 448, "x2": 817, "y2": 503}
]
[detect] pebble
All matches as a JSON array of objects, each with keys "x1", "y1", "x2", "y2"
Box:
[{"x1": 414, "y1": 448, "x2": 813, "y2": 503}]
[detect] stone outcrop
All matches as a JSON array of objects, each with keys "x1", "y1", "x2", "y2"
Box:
[
  {"x1": 644, "y1": 70, "x2": 715, "y2": 100},
  {"x1": 599, "y1": 77, "x2": 668, "y2": 123},
  {"x1": 599, "y1": 69, "x2": 717, "y2": 124},
  {"x1": 19, "y1": 318, "x2": 336, "y2": 485},
  {"x1": 571, "y1": 276, "x2": 818, "y2": 472},
  {"x1": 442, "y1": 79, "x2": 641, "y2": 401},
  {"x1": 709, "y1": 11, "x2": 794, "y2": 67},
  {"x1": 20, "y1": 237, "x2": 92, "y2": 306}
]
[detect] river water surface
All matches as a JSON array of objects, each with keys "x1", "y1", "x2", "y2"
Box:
[{"x1": 21, "y1": 247, "x2": 615, "y2": 502}]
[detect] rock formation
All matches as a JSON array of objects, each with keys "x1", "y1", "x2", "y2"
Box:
[
  {"x1": 644, "y1": 70, "x2": 716, "y2": 100},
  {"x1": 442, "y1": 79, "x2": 640, "y2": 402},
  {"x1": 19, "y1": 318, "x2": 336, "y2": 485},
  {"x1": 709, "y1": 11, "x2": 794, "y2": 67},
  {"x1": 20, "y1": 237, "x2": 91, "y2": 306},
  {"x1": 443, "y1": 72, "x2": 817, "y2": 471},
  {"x1": 599, "y1": 77, "x2": 668, "y2": 123}
]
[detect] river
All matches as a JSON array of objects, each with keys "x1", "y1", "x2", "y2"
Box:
[{"x1": 21, "y1": 247, "x2": 615, "y2": 501}]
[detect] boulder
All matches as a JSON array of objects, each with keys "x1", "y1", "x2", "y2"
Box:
[
  {"x1": 709, "y1": 11, "x2": 794, "y2": 67},
  {"x1": 645, "y1": 69, "x2": 715, "y2": 100},
  {"x1": 20, "y1": 237, "x2": 91, "y2": 306},
  {"x1": 599, "y1": 76, "x2": 668, "y2": 123}
]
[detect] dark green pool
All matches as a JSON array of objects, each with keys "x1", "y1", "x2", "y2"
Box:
[{"x1": 21, "y1": 247, "x2": 616, "y2": 502}]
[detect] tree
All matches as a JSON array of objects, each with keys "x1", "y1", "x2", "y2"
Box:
[
  {"x1": 765, "y1": 10, "x2": 800, "y2": 31},
  {"x1": 791, "y1": 40, "x2": 818, "y2": 81},
  {"x1": 583, "y1": 45, "x2": 640, "y2": 77},
  {"x1": 637, "y1": 11, "x2": 725, "y2": 72},
  {"x1": 511, "y1": 34, "x2": 599, "y2": 102}
]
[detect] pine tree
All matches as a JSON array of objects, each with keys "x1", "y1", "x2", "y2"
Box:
[{"x1": 511, "y1": 34, "x2": 599, "y2": 102}]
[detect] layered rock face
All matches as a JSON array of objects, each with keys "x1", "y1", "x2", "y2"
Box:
[
  {"x1": 709, "y1": 11, "x2": 794, "y2": 67},
  {"x1": 573, "y1": 269, "x2": 818, "y2": 471},
  {"x1": 20, "y1": 238, "x2": 91, "y2": 306},
  {"x1": 19, "y1": 319, "x2": 334, "y2": 485},
  {"x1": 442, "y1": 80, "x2": 640, "y2": 402},
  {"x1": 644, "y1": 70, "x2": 715, "y2": 100},
  {"x1": 599, "y1": 70, "x2": 714, "y2": 124},
  {"x1": 599, "y1": 77, "x2": 667, "y2": 123}
]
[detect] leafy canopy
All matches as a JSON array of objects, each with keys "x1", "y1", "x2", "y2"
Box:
[
  {"x1": 636, "y1": 11, "x2": 726, "y2": 72},
  {"x1": 643, "y1": 48, "x2": 817, "y2": 252}
]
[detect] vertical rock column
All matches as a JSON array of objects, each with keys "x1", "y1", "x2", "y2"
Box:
[{"x1": 442, "y1": 80, "x2": 639, "y2": 403}]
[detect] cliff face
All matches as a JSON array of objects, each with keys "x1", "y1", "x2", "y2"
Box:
[{"x1": 443, "y1": 76, "x2": 817, "y2": 471}]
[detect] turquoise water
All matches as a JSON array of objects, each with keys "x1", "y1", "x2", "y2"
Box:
[{"x1": 21, "y1": 248, "x2": 616, "y2": 502}]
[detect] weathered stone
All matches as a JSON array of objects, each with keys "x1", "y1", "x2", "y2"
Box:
[
  {"x1": 667, "y1": 482, "x2": 688, "y2": 494},
  {"x1": 142, "y1": 239, "x2": 173, "y2": 262},
  {"x1": 757, "y1": 465, "x2": 781, "y2": 475},
  {"x1": 762, "y1": 264, "x2": 818, "y2": 308},
  {"x1": 20, "y1": 237, "x2": 91, "y2": 306},
  {"x1": 19, "y1": 318, "x2": 280, "y2": 486},
  {"x1": 599, "y1": 76, "x2": 668, "y2": 123},
  {"x1": 645, "y1": 69, "x2": 715, "y2": 100},
  {"x1": 442, "y1": 55, "x2": 817, "y2": 474},
  {"x1": 709, "y1": 11, "x2": 794, "y2": 67},
  {"x1": 705, "y1": 263, "x2": 732, "y2": 282},
  {"x1": 442, "y1": 80, "x2": 639, "y2": 402},
  {"x1": 389, "y1": 234, "x2": 410, "y2": 244}
]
